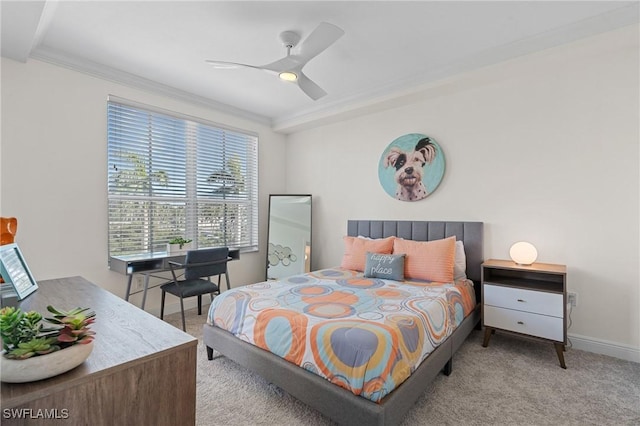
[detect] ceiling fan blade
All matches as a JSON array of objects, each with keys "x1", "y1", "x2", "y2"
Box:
[
  {"x1": 296, "y1": 72, "x2": 327, "y2": 100},
  {"x1": 297, "y1": 22, "x2": 344, "y2": 64},
  {"x1": 205, "y1": 60, "x2": 264, "y2": 71},
  {"x1": 261, "y1": 56, "x2": 300, "y2": 73},
  {"x1": 206, "y1": 23, "x2": 341, "y2": 100}
]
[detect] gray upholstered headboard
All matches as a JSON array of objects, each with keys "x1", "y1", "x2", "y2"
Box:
[{"x1": 347, "y1": 220, "x2": 484, "y2": 300}]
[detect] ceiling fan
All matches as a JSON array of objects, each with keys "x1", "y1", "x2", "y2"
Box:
[{"x1": 206, "y1": 22, "x2": 344, "y2": 100}]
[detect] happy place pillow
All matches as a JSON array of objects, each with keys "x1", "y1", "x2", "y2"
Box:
[
  {"x1": 341, "y1": 236, "x2": 395, "y2": 271},
  {"x1": 393, "y1": 236, "x2": 456, "y2": 282},
  {"x1": 364, "y1": 252, "x2": 405, "y2": 281}
]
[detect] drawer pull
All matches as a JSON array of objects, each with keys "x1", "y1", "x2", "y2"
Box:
[
  {"x1": 517, "y1": 299, "x2": 526, "y2": 302},
  {"x1": 517, "y1": 321, "x2": 524, "y2": 325}
]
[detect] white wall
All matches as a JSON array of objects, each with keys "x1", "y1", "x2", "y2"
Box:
[
  {"x1": 0, "y1": 58, "x2": 287, "y2": 314},
  {"x1": 286, "y1": 25, "x2": 640, "y2": 358}
]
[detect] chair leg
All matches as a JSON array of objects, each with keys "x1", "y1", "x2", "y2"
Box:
[
  {"x1": 180, "y1": 297, "x2": 186, "y2": 332},
  {"x1": 160, "y1": 291, "x2": 166, "y2": 320},
  {"x1": 198, "y1": 295, "x2": 202, "y2": 315},
  {"x1": 225, "y1": 271, "x2": 231, "y2": 290}
]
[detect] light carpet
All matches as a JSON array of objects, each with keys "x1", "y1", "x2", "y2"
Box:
[{"x1": 163, "y1": 308, "x2": 640, "y2": 426}]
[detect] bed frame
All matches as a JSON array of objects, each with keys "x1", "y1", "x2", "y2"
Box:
[{"x1": 203, "y1": 220, "x2": 483, "y2": 426}]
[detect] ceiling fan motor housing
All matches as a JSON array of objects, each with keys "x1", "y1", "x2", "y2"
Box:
[{"x1": 280, "y1": 31, "x2": 301, "y2": 48}]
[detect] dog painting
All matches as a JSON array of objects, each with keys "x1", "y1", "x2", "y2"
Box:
[{"x1": 378, "y1": 134, "x2": 445, "y2": 202}]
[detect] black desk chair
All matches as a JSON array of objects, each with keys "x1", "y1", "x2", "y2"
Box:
[{"x1": 160, "y1": 247, "x2": 231, "y2": 331}]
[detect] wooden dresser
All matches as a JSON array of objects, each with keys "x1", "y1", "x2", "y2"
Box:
[{"x1": 1, "y1": 276, "x2": 197, "y2": 425}]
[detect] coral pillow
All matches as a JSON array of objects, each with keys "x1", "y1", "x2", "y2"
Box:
[
  {"x1": 341, "y1": 236, "x2": 395, "y2": 271},
  {"x1": 393, "y1": 236, "x2": 456, "y2": 282}
]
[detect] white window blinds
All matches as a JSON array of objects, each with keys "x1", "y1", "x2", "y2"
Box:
[{"x1": 107, "y1": 98, "x2": 258, "y2": 257}]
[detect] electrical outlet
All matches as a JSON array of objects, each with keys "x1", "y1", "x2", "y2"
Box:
[
  {"x1": 133, "y1": 275, "x2": 145, "y2": 292},
  {"x1": 568, "y1": 292, "x2": 577, "y2": 307}
]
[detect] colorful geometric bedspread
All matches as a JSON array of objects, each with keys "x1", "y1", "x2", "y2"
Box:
[{"x1": 207, "y1": 268, "x2": 476, "y2": 403}]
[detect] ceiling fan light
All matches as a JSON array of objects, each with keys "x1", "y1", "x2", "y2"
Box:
[{"x1": 279, "y1": 71, "x2": 298, "y2": 82}]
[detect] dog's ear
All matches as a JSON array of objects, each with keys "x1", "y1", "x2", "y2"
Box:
[
  {"x1": 415, "y1": 138, "x2": 437, "y2": 166},
  {"x1": 384, "y1": 148, "x2": 403, "y2": 168},
  {"x1": 415, "y1": 137, "x2": 432, "y2": 152}
]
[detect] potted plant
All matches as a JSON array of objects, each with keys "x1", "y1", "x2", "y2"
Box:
[
  {"x1": 0, "y1": 305, "x2": 96, "y2": 383},
  {"x1": 167, "y1": 237, "x2": 193, "y2": 254}
]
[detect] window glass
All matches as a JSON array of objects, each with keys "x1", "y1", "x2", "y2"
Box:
[{"x1": 107, "y1": 99, "x2": 258, "y2": 256}]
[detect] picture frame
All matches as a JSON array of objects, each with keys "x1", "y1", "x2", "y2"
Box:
[
  {"x1": 0, "y1": 243, "x2": 38, "y2": 300},
  {"x1": 378, "y1": 133, "x2": 446, "y2": 202}
]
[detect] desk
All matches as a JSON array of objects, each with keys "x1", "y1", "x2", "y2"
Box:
[
  {"x1": 1, "y1": 276, "x2": 197, "y2": 425},
  {"x1": 110, "y1": 248, "x2": 240, "y2": 309}
]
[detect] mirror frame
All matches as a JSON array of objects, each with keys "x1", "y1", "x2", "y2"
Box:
[{"x1": 266, "y1": 194, "x2": 312, "y2": 280}]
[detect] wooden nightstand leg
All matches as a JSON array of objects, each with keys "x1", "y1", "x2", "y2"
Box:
[
  {"x1": 482, "y1": 327, "x2": 493, "y2": 347},
  {"x1": 554, "y1": 343, "x2": 567, "y2": 369}
]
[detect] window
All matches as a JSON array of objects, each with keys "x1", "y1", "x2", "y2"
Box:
[{"x1": 107, "y1": 97, "x2": 258, "y2": 257}]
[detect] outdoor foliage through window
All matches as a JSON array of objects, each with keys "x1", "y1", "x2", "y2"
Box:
[{"x1": 107, "y1": 98, "x2": 258, "y2": 257}]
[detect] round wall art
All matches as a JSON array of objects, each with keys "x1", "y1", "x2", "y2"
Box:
[{"x1": 378, "y1": 133, "x2": 445, "y2": 202}]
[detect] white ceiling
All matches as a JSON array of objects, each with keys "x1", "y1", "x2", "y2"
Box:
[{"x1": 2, "y1": 1, "x2": 638, "y2": 133}]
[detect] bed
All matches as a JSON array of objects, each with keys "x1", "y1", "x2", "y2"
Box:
[{"x1": 203, "y1": 220, "x2": 483, "y2": 426}]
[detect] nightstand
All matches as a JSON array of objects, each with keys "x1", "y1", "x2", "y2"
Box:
[{"x1": 481, "y1": 259, "x2": 567, "y2": 368}]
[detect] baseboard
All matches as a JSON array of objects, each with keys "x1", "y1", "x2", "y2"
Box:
[{"x1": 568, "y1": 332, "x2": 640, "y2": 363}]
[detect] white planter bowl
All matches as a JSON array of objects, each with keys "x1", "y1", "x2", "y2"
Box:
[
  {"x1": 167, "y1": 242, "x2": 193, "y2": 254},
  {"x1": 1, "y1": 341, "x2": 94, "y2": 383}
]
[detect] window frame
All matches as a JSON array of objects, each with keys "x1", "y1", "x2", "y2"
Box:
[{"x1": 106, "y1": 96, "x2": 259, "y2": 259}]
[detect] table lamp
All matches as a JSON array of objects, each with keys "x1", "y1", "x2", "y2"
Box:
[{"x1": 509, "y1": 241, "x2": 538, "y2": 266}]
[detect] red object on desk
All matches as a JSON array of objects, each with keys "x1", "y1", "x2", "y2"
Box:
[
  {"x1": 0, "y1": 217, "x2": 17, "y2": 245},
  {"x1": 0, "y1": 217, "x2": 18, "y2": 283}
]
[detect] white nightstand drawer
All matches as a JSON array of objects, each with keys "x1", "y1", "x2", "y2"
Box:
[
  {"x1": 484, "y1": 284, "x2": 563, "y2": 318},
  {"x1": 484, "y1": 305, "x2": 564, "y2": 341}
]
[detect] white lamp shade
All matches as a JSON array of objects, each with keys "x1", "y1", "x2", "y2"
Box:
[{"x1": 509, "y1": 242, "x2": 538, "y2": 265}]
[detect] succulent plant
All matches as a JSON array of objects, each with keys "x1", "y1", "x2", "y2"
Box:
[
  {"x1": 45, "y1": 306, "x2": 96, "y2": 346},
  {"x1": 0, "y1": 307, "x2": 44, "y2": 351},
  {"x1": 5, "y1": 337, "x2": 58, "y2": 359},
  {"x1": 168, "y1": 237, "x2": 192, "y2": 249},
  {"x1": 0, "y1": 305, "x2": 95, "y2": 360}
]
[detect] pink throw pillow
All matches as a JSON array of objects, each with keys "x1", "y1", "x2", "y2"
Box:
[
  {"x1": 393, "y1": 236, "x2": 456, "y2": 282},
  {"x1": 341, "y1": 236, "x2": 395, "y2": 271}
]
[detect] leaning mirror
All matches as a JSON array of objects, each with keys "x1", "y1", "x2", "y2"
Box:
[{"x1": 266, "y1": 195, "x2": 312, "y2": 280}]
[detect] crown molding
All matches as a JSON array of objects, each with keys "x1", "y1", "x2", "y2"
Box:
[{"x1": 30, "y1": 46, "x2": 272, "y2": 127}]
